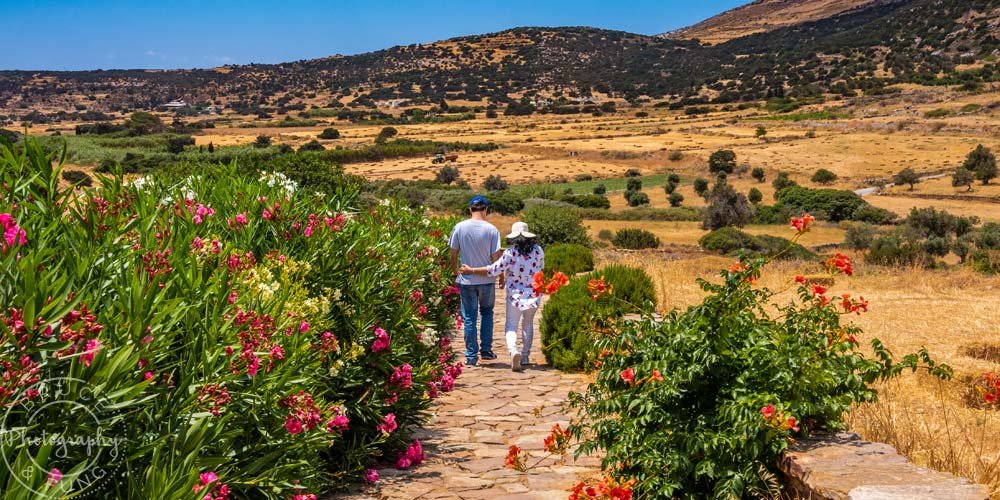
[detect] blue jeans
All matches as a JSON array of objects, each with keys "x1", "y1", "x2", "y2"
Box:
[{"x1": 460, "y1": 283, "x2": 495, "y2": 363}]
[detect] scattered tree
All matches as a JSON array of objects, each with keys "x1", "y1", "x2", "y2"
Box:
[
  {"x1": 375, "y1": 126, "x2": 398, "y2": 143},
  {"x1": 664, "y1": 182, "x2": 677, "y2": 195},
  {"x1": 693, "y1": 177, "x2": 710, "y2": 196},
  {"x1": 772, "y1": 172, "x2": 797, "y2": 197},
  {"x1": 751, "y1": 167, "x2": 766, "y2": 183},
  {"x1": 748, "y1": 187, "x2": 763, "y2": 204},
  {"x1": 435, "y1": 165, "x2": 460, "y2": 185},
  {"x1": 207, "y1": 142, "x2": 215, "y2": 154},
  {"x1": 708, "y1": 149, "x2": 737, "y2": 175},
  {"x1": 669, "y1": 192, "x2": 684, "y2": 207},
  {"x1": 667, "y1": 173, "x2": 681, "y2": 184},
  {"x1": 755, "y1": 126, "x2": 767, "y2": 139},
  {"x1": 624, "y1": 169, "x2": 642, "y2": 177},
  {"x1": 124, "y1": 111, "x2": 164, "y2": 136},
  {"x1": 952, "y1": 167, "x2": 974, "y2": 192},
  {"x1": 668, "y1": 150, "x2": 683, "y2": 162},
  {"x1": 483, "y1": 175, "x2": 509, "y2": 191},
  {"x1": 253, "y1": 135, "x2": 272, "y2": 148},
  {"x1": 166, "y1": 135, "x2": 194, "y2": 154},
  {"x1": 811, "y1": 168, "x2": 839, "y2": 186},
  {"x1": 627, "y1": 191, "x2": 650, "y2": 207},
  {"x1": 893, "y1": 168, "x2": 920, "y2": 191},
  {"x1": 298, "y1": 140, "x2": 325, "y2": 152},
  {"x1": 318, "y1": 128, "x2": 340, "y2": 139},
  {"x1": 703, "y1": 177, "x2": 752, "y2": 230},
  {"x1": 593, "y1": 184, "x2": 607, "y2": 195},
  {"x1": 963, "y1": 144, "x2": 998, "y2": 185}
]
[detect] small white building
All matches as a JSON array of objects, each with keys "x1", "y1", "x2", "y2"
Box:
[{"x1": 160, "y1": 100, "x2": 188, "y2": 110}]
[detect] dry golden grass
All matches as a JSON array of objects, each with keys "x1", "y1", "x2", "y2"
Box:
[
  {"x1": 586, "y1": 221, "x2": 846, "y2": 248},
  {"x1": 601, "y1": 250, "x2": 1000, "y2": 495}
]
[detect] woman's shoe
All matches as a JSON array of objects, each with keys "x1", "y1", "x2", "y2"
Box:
[{"x1": 511, "y1": 353, "x2": 522, "y2": 372}]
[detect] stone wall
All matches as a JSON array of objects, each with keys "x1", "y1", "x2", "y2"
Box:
[{"x1": 779, "y1": 432, "x2": 989, "y2": 500}]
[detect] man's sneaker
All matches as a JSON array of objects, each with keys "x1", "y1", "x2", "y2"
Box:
[
  {"x1": 481, "y1": 352, "x2": 497, "y2": 360},
  {"x1": 511, "y1": 353, "x2": 522, "y2": 372},
  {"x1": 465, "y1": 359, "x2": 478, "y2": 367}
]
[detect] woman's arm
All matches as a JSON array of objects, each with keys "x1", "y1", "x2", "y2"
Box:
[{"x1": 460, "y1": 249, "x2": 511, "y2": 276}]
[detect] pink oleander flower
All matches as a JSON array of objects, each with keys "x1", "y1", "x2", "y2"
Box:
[
  {"x1": 200, "y1": 471, "x2": 218, "y2": 485},
  {"x1": 371, "y1": 328, "x2": 390, "y2": 353},
  {"x1": 47, "y1": 468, "x2": 62, "y2": 485},
  {"x1": 299, "y1": 321, "x2": 309, "y2": 333},
  {"x1": 326, "y1": 412, "x2": 350, "y2": 434},
  {"x1": 364, "y1": 468, "x2": 379, "y2": 484},
  {"x1": 0, "y1": 213, "x2": 27, "y2": 252},
  {"x1": 389, "y1": 363, "x2": 413, "y2": 389},
  {"x1": 269, "y1": 344, "x2": 285, "y2": 360},
  {"x1": 144, "y1": 371, "x2": 155, "y2": 381},
  {"x1": 80, "y1": 338, "x2": 102, "y2": 367},
  {"x1": 291, "y1": 494, "x2": 317, "y2": 500},
  {"x1": 377, "y1": 413, "x2": 397, "y2": 434},
  {"x1": 285, "y1": 415, "x2": 304, "y2": 435}
]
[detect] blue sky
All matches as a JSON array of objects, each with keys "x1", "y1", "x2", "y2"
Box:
[{"x1": 3, "y1": 0, "x2": 747, "y2": 70}]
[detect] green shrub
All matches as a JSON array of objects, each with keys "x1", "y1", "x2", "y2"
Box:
[
  {"x1": 544, "y1": 243, "x2": 595, "y2": 275},
  {"x1": 811, "y1": 168, "x2": 838, "y2": 185},
  {"x1": 844, "y1": 222, "x2": 879, "y2": 250},
  {"x1": 970, "y1": 250, "x2": 1000, "y2": 274},
  {"x1": 751, "y1": 204, "x2": 790, "y2": 225},
  {"x1": 626, "y1": 191, "x2": 650, "y2": 207},
  {"x1": 597, "y1": 229, "x2": 614, "y2": 241},
  {"x1": 668, "y1": 151, "x2": 683, "y2": 162},
  {"x1": 776, "y1": 186, "x2": 865, "y2": 222},
  {"x1": 667, "y1": 173, "x2": 681, "y2": 184},
  {"x1": 748, "y1": 187, "x2": 763, "y2": 204},
  {"x1": 612, "y1": 228, "x2": 660, "y2": 249},
  {"x1": 593, "y1": 184, "x2": 607, "y2": 195},
  {"x1": 668, "y1": 192, "x2": 684, "y2": 207},
  {"x1": 699, "y1": 227, "x2": 816, "y2": 260},
  {"x1": 626, "y1": 178, "x2": 642, "y2": 192},
  {"x1": 298, "y1": 139, "x2": 325, "y2": 152},
  {"x1": 865, "y1": 229, "x2": 928, "y2": 267},
  {"x1": 318, "y1": 128, "x2": 341, "y2": 139},
  {"x1": 772, "y1": 172, "x2": 797, "y2": 196},
  {"x1": 483, "y1": 174, "x2": 509, "y2": 191},
  {"x1": 486, "y1": 190, "x2": 524, "y2": 215},
  {"x1": 566, "y1": 193, "x2": 611, "y2": 209},
  {"x1": 693, "y1": 178, "x2": 709, "y2": 196},
  {"x1": 523, "y1": 204, "x2": 590, "y2": 246},
  {"x1": 851, "y1": 204, "x2": 898, "y2": 225},
  {"x1": 708, "y1": 149, "x2": 737, "y2": 174},
  {"x1": 541, "y1": 265, "x2": 655, "y2": 372},
  {"x1": 664, "y1": 182, "x2": 676, "y2": 195},
  {"x1": 568, "y1": 253, "x2": 950, "y2": 497}
]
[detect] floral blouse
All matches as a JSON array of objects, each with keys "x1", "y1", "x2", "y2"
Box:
[{"x1": 486, "y1": 245, "x2": 545, "y2": 311}]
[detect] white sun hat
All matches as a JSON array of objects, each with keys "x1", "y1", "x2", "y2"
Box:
[{"x1": 507, "y1": 221, "x2": 536, "y2": 239}]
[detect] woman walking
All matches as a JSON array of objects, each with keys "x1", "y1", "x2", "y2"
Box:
[{"x1": 461, "y1": 221, "x2": 543, "y2": 372}]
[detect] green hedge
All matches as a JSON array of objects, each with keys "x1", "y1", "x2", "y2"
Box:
[
  {"x1": 523, "y1": 204, "x2": 591, "y2": 246},
  {"x1": 541, "y1": 265, "x2": 655, "y2": 372},
  {"x1": 544, "y1": 243, "x2": 595, "y2": 275}
]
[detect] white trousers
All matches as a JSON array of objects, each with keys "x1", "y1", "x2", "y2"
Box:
[{"x1": 505, "y1": 299, "x2": 537, "y2": 361}]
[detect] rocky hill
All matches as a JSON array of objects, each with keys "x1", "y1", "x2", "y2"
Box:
[
  {"x1": 661, "y1": 0, "x2": 892, "y2": 45},
  {"x1": 1, "y1": 0, "x2": 997, "y2": 122}
]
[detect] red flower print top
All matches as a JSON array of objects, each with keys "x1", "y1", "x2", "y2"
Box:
[{"x1": 486, "y1": 245, "x2": 545, "y2": 311}]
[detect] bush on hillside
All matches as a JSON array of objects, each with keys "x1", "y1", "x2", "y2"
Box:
[
  {"x1": 544, "y1": 243, "x2": 595, "y2": 275},
  {"x1": 627, "y1": 191, "x2": 650, "y2": 207},
  {"x1": 565, "y1": 193, "x2": 611, "y2": 209},
  {"x1": 699, "y1": 227, "x2": 816, "y2": 260},
  {"x1": 578, "y1": 206, "x2": 701, "y2": 222},
  {"x1": 318, "y1": 128, "x2": 341, "y2": 139},
  {"x1": 776, "y1": 186, "x2": 866, "y2": 222},
  {"x1": 592, "y1": 184, "x2": 607, "y2": 195},
  {"x1": 483, "y1": 174, "x2": 509, "y2": 191},
  {"x1": 485, "y1": 190, "x2": 524, "y2": 215},
  {"x1": 61, "y1": 169, "x2": 93, "y2": 187},
  {"x1": 541, "y1": 265, "x2": 655, "y2": 372},
  {"x1": 612, "y1": 228, "x2": 660, "y2": 249},
  {"x1": 811, "y1": 168, "x2": 838, "y2": 185},
  {"x1": 523, "y1": 204, "x2": 590, "y2": 246},
  {"x1": 668, "y1": 192, "x2": 684, "y2": 207},
  {"x1": 597, "y1": 229, "x2": 614, "y2": 241},
  {"x1": 702, "y1": 178, "x2": 752, "y2": 230}
]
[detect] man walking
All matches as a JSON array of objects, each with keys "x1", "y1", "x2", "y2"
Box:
[{"x1": 450, "y1": 195, "x2": 502, "y2": 366}]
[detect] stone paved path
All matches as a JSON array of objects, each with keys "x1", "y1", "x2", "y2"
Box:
[{"x1": 339, "y1": 289, "x2": 601, "y2": 499}]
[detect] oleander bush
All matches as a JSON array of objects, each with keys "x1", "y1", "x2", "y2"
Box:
[
  {"x1": 612, "y1": 228, "x2": 660, "y2": 250},
  {"x1": 541, "y1": 265, "x2": 655, "y2": 372},
  {"x1": 568, "y1": 226, "x2": 951, "y2": 498},
  {"x1": 0, "y1": 138, "x2": 463, "y2": 498},
  {"x1": 543, "y1": 243, "x2": 595, "y2": 275}
]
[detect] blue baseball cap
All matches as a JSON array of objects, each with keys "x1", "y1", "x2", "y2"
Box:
[{"x1": 469, "y1": 195, "x2": 489, "y2": 207}]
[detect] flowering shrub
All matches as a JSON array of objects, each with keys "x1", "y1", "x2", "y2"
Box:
[
  {"x1": 540, "y1": 265, "x2": 655, "y2": 372},
  {"x1": 0, "y1": 139, "x2": 460, "y2": 498},
  {"x1": 567, "y1": 216, "x2": 951, "y2": 497}
]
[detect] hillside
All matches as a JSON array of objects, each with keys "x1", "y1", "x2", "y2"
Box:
[
  {"x1": 1, "y1": 0, "x2": 998, "y2": 123},
  {"x1": 661, "y1": 0, "x2": 890, "y2": 45}
]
